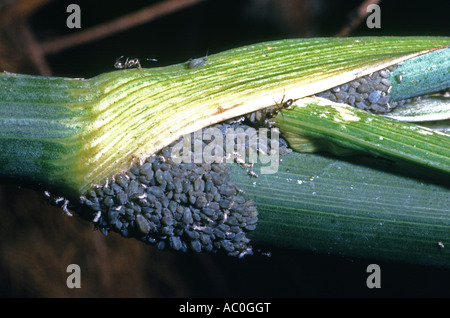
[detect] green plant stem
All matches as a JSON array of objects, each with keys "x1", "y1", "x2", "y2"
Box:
[
  {"x1": 389, "y1": 47, "x2": 450, "y2": 101},
  {"x1": 1, "y1": 37, "x2": 449, "y2": 266},
  {"x1": 234, "y1": 151, "x2": 450, "y2": 268},
  {"x1": 0, "y1": 75, "x2": 92, "y2": 197},
  {"x1": 0, "y1": 37, "x2": 448, "y2": 198}
]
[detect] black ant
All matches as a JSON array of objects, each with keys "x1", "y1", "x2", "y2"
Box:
[
  {"x1": 114, "y1": 56, "x2": 158, "y2": 70},
  {"x1": 267, "y1": 94, "x2": 293, "y2": 119}
]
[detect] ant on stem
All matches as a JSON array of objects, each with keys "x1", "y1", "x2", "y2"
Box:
[{"x1": 114, "y1": 56, "x2": 158, "y2": 70}]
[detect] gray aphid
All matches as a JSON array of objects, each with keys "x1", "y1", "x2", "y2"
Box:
[
  {"x1": 190, "y1": 240, "x2": 202, "y2": 252},
  {"x1": 187, "y1": 57, "x2": 208, "y2": 69},
  {"x1": 368, "y1": 90, "x2": 382, "y2": 104},
  {"x1": 115, "y1": 174, "x2": 129, "y2": 188},
  {"x1": 169, "y1": 236, "x2": 183, "y2": 251},
  {"x1": 136, "y1": 214, "x2": 151, "y2": 234}
]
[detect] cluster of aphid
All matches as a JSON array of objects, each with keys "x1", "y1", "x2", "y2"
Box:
[
  {"x1": 89, "y1": 55, "x2": 414, "y2": 257},
  {"x1": 68, "y1": 54, "x2": 291, "y2": 257},
  {"x1": 75, "y1": 125, "x2": 268, "y2": 257},
  {"x1": 316, "y1": 65, "x2": 406, "y2": 113}
]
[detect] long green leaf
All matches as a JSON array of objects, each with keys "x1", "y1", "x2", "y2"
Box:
[
  {"x1": 274, "y1": 97, "x2": 450, "y2": 175},
  {"x1": 233, "y1": 151, "x2": 450, "y2": 268}
]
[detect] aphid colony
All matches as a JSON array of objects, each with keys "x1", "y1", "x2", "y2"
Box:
[
  {"x1": 76, "y1": 122, "x2": 279, "y2": 257},
  {"x1": 316, "y1": 65, "x2": 407, "y2": 113},
  {"x1": 96, "y1": 55, "x2": 416, "y2": 257}
]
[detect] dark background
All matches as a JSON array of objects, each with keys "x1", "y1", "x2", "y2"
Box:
[{"x1": 0, "y1": 0, "x2": 449, "y2": 298}]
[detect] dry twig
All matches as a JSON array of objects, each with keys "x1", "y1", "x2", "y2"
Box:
[{"x1": 41, "y1": 0, "x2": 207, "y2": 55}]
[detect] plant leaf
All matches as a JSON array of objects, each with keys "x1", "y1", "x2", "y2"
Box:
[
  {"x1": 232, "y1": 151, "x2": 450, "y2": 268},
  {"x1": 273, "y1": 97, "x2": 450, "y2": 175}
]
